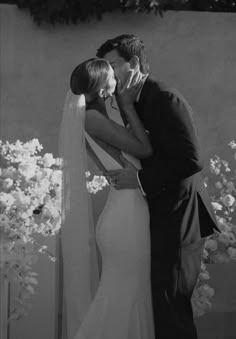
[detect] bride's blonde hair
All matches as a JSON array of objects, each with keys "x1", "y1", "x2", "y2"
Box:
[{"x1": 70, "y1": 58, "x2": 111, "y2": 97}]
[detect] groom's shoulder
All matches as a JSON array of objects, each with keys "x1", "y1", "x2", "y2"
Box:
[
  {"x1": 145, "y1": 76, "x2": 167, "y2": 92},
  {"x1": 146, "y1": 76, "x2": 177, "y2": 97},
  {"x1": 149, "y1": 78, "x2": 195, "y2": 120},
  {"x1": 148, "y1": 76, "x2": 188, "y2": 106}
]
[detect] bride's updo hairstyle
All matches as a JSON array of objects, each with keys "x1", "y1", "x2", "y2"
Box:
[{"x1": 70, "y1": 58, "x2": 111, "y2": 97}]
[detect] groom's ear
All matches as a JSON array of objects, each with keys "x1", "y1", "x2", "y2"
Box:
[{"x1": 129, "y1": 55, "x2": 140, "y2": 71}]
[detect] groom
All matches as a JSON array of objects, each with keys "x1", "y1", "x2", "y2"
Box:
[{"x1": 97, "y1": 35, "x2": 218, "y2": 339}]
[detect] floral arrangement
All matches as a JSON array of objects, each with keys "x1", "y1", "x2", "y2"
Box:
[
  {"x1": 0, "y1": 139, "x2": 62, "y2": 320},
  {"x1": 86, "y1": 171, "x2": 109, "y2": 194},
  {"x1": 192, "y1": 262, "x2": 215, "y2": 317},
  {"x1": 2, "y1": 138, "x2": 236, "y2": 319},
  {"x1": 204, "y1": 140, "x2": 236, "y2": 263},
  {"x1": 0, "y1": 139, "x2": 108, "y2": 321},
  {"x1": 192, "y1": 140, "x2": 236, "y2": 317}
]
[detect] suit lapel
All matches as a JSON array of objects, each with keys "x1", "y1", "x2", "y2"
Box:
[
  {"x1": 134, "y1": 76, "x2": 150, "y2": 123},
  {"x1": 134, "y1": 76, "x2": 160, "y2": 127}
]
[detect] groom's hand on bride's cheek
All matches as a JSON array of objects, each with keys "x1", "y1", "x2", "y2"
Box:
[
  {"x1": 104, "y1": 168, "x2": 139, "y2": 190},
  {"x1": 115, "y1": 71, "x2": 142, "y2": 108}
]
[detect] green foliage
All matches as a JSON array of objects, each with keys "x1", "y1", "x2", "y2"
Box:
[{"x1": 14, "y1": 0, "x2": 236, "y2": 25}]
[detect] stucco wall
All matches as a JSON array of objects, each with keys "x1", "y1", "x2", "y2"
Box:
[
  {"x1": 1, "y1": 6, "x2": 236, "y2": 162},
  {"x1": 1, "y1": 4, "x2": 236, "y2": 339}
]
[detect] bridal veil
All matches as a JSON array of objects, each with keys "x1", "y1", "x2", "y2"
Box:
[{"x1": 58, "y1": 90, "x2": 99, "y2": 339}]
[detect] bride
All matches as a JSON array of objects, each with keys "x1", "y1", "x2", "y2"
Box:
[{"x1": 59, "y1": 58, "x2": 155, "y2": 339}]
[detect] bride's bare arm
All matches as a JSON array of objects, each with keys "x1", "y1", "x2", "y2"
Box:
[{"x1": 85, "y1": 109, "x2": 152, "y2": 159}]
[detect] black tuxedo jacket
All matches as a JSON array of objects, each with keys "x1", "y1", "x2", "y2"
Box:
[{"x1": 135, "y1": 76, "x2": 218, "y2": 251}]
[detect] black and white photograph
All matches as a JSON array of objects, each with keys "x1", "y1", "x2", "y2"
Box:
[{"x1": 1, "y1": 1, "x2": 236, "y2": 338}]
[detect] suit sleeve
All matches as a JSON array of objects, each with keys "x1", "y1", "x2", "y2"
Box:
[{"x1": 138, "y1": 91, "x2": 204, "y2": 197}]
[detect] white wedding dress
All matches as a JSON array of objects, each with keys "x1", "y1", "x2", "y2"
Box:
[{"x1": 73, "y1": 130, "x2": 155, "y2": 339}]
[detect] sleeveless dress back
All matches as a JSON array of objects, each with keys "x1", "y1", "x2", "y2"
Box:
[{"x1": 74, "y1": 131, "x2": 155, "y2": 339}]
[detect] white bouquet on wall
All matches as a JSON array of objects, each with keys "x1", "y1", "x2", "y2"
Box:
[
  {"x1": 204, "y1": 140, "x2": 236, "y2": 263},
  {"x1": 192, "y1": 140, "x2": 236, "y2": 317},
  {"x1": 0, "y1": 139, "x2": 62, "y2": 320},
  {"x1": 0, "y1": 138, "x2": 109, "y2": 321}
]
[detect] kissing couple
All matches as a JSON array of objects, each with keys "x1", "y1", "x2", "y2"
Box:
[{"x1": 59, "y1": 34, "x2": 218, "y2": 339}]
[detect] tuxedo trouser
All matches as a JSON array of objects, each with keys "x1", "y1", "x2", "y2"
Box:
[{"x1": 151, "y1": 237, "x2": 205, "y2": 339}]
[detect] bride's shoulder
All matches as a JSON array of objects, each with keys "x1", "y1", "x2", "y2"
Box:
[{"x1": 85, "y1": 102, "x2": 111, "y2": 138}]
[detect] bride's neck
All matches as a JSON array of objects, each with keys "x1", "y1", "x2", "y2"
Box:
[
  {"x1": 85, "y1": 94, "x2": 107, "y2": 115},
  {"x1": 85, "y1": 93, "x2": 100, "y2": 105}
]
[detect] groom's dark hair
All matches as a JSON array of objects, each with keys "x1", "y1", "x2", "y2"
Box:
[{"x1": 96, "y1": 34, "x2": 149, "y2": 74}]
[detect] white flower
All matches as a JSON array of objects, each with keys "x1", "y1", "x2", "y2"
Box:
[
  {"x1": 34, "y1": 178, "x2": 50, "y2": 197},
  {"x1": 85, "y1": 171, "x2": 91, "y2": 178},
  {"x1": 2, "y1": 178, "x2": 14, "y2": 190},
  {"x1": 86, "y1": 175, "x2": 109, "y2": 194},
  {"x1": 198, "y1": 270, "x2": 210, "y2": 281},
  {"x1": 18, "y1": 162, "x2": 37, "y2": 180},
  {"x1": 205, "y1": 238, "x2": 218, "y2": 251},
  {"x1": 222, "y1": 160, "x2": 230, "y2": 172},
  {"x1": 215, "y1": 181, "x2": 223, "y2": 189},
  {"x1": 210, "y1": 159, "x2": 221, "y2": 175},
  {"x1": 216, "y1": 217, "x2": 232, "y2": 232},
  {"x1": 211, "y1": 202, "x2": 223, "y2": 211},
  {"x1": 211, "y1": 167, "x2": 220, "y2": 175},
  {"x1": 42, "y1": 204, "x2": 59, "y2": 219},
  {"x1": 229, "y1": 140, "x2": 236, "y2": 149},
  {"x1": 20, "y1": 212, "x2": 30, "y2": 220},
  {"x1": 1, "y1": 167, "x2": 17, "y2": 179},
  {"x1": 42, "y1": 168, "x2": 53, "y2": 178},
  {"x1": 0, "y1": 192, "x2": 15, "y2": 208},
  {"x1": 42, "y1": 153, "x2": 55, "y2": 168},
  {"x1": 38, "y1": 245, "x2": 48, "y2": 254},
  {"x1": 221, "y1": 194, "x2": 235, "y2": 207},
  {"x1": 192, "y1": 280, "x2": 215, "y2": 317},
  {"x1": 34, "y1": 171, "x2": 43, "y2": 181},
  {"x1": 27, "y1": 138, "x2": 43, "y2": 153},
  {"x1": 12, "y1": 191, "x2": 31, "y2": 209}
]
